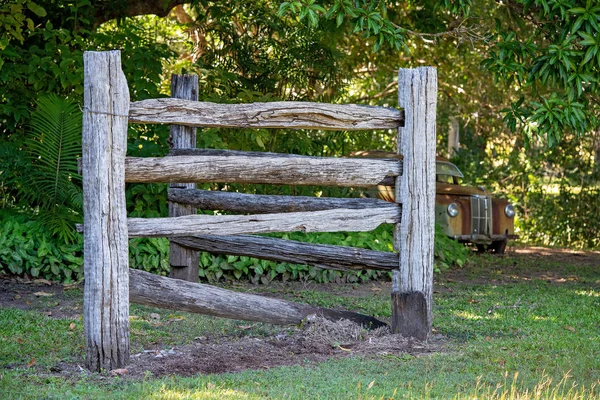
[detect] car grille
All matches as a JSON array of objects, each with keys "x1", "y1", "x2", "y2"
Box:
[{"x1": 470, "y1": 195, "x2": 492, "y2": 235}]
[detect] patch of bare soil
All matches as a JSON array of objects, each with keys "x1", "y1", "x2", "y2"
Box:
[
  {"x1": 40, "y1": 318, "x2": 443, "y2": 380},
  {"x1": 440, "y1": 245, "x2": 600, "y2": 285},
  {"x1": 512, "y1": 246, "x2": 600, "y2": 267},
  {"x1": 121, "y1": 317, "x2": 442, "y2": 378},
  {"x1": 0, "y1": 276, "x2": 82, "y2": 319}
]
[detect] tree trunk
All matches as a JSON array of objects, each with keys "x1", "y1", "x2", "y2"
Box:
[{"x1": 447, "y1": 116, "x2": 460, "y2": 158}]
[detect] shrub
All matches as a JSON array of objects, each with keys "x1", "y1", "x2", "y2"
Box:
[{"x1": 0, "y1": 216, "x2": 83, "y2": 282}]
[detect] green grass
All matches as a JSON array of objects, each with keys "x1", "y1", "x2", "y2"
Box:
[{"x1": 1, "y1": 251, "x2": 599, "y2": 399}]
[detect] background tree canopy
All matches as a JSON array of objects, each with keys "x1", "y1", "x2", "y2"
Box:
[{"x1": 1, "y1": 0, "x2": 599, "y2": 281}]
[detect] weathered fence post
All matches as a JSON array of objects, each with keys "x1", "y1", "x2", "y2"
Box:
[
  {"x1": 168, "y1": 75, "x2": 200, "y2": 282},
  {"x1": 392, "y1": 67, "x2": 437, "y2": 340},
  {"x1": 82, "y1": 50, "x2": 130, "y2": 371}
]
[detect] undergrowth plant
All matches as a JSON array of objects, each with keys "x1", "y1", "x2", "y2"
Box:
[
  {"x1": 0, "y1": 216, "x2": 83, "y2": 282},
  {"x1": 17, "y1": 95, "x2": 83, "y2": 244}
]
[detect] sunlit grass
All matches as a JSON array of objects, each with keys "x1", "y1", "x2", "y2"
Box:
[
  {"x1": 575, "y1": 289, "x2": 599, "y2": 297},
  {"x1": 148, "y1": 384, "x2": 257, "y2": 399},
  {"x1": 452, "y1": 310, "x2": 485, "y2": 320},
  {"x1": 457, "y1": 371, "x2": 598, "y2": 400}
]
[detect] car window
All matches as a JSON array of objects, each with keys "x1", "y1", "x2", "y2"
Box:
[
  {"x1": 436, "y1": 161, "x2": 464, "y2": 185},
  {"x1": 437, "y1": 162, "x2": 463, "y2": 177}
]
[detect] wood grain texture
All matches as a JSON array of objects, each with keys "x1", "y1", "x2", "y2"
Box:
[
  {"x1": 171, "y1": 235, "x2": 399, "y2": 271},
  {"x1": 168, "y1": 188, "x2": 399, "y2": 214},
  {"x1": 391, "y1": 68, "x2": 437, "y2": 339},
  {"x1": 82, "y1": 50, "x2": 130, "y2": 372},
  {"x1": 129, "y1": 269, "x2": 387, "y2": 328},
  {"x1": 129, "y1": 98, "x2": 403, "y2": 131},
  {"x1": 167, "y1": 75, "x2": 199, "y2": 282},
  {"x1": 391, "y1": 291, "x2": 428, "y2": 340},
  {"x1": 125, "y1": 153, "x2": 401, "y2": 187},
  {"x1": 128, "y1": 207, "x2": 399, "y2": 238}
]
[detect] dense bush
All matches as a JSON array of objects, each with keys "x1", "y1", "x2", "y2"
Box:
[
  {"x1": 0, "y1": 216, "x2": 83, "y2": 282},
  {"x1": 519, "y1": 186, "x2": 600, "y2": 249}
]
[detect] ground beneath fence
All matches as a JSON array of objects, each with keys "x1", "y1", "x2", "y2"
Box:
[
  {"x1": 124, "y1": 317, "x2": 442, "y2": 378},
  {"x1": 1, "y1": 245, "x2": 599, "y2": 379}
]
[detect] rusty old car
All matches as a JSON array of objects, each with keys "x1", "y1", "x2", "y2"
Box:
[{"x1": 354, "y1": 151, "x2": 517, "y2": 253}]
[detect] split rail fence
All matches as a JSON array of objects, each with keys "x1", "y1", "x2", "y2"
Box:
[{"x1": 81, "y1": 50, "x2": 437, "y2": 372}]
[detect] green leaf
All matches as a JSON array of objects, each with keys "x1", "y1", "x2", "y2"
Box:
[
  {"x1": 26, "y1": 2, "x2": 47, "y2": 17},
  {"x1": 582, "y1": 46, "x2": 597, "y2": 66},
  {"x1": 569, "y1": 7, "x2": 587, "y2": 14}
]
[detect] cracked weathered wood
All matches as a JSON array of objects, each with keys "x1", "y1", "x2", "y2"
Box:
[
  {"x1": 129, "y1": 269, "x2": 387, "y2": 328},
  {"x1": 82, "y1": 50, "x2": 130, "y2": 372},
  {"x1": 127, "y1": 207, "x2": 400, "y2": 238},
  {"x1": 168, "y1": 75, "x2": 199, "y2": 282},
  {"x1": 171, "y1": 235, "x2": 399, "y2": 271},
  {"x1": 391, "y1": 67, "x2": 437, "y2": 340},
  {"x1": 125, "y1": 153, "x2": 401, "y2": 187},
  {"x1": 168, "y1": 188, "x2": 399, "y2": 214},
  {"x1": 129, "y1": 99, "x2": 404, "y2": 130}
]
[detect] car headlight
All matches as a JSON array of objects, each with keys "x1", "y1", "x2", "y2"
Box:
[
  {"x1": 504, "y1": 204, "x2": 515, "y2": 218},
  {"x1": 447, "y1": 203, "x2": 459, "y2": 217}
]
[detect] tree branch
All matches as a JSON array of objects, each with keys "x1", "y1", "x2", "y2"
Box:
[
  {"x1": 94, "y1": 0, "x2": 190, "y2": 26},
  {"x1": 391, "y1": 19, "x2": 490, "y2": 45}
]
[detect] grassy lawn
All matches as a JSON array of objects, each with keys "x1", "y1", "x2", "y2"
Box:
[{"x1": 1, "y1": 248, "x2": 599, "y2": 399}]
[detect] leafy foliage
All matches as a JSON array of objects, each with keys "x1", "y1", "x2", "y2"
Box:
[
  {"x1": 452, "y1": 119, "x2": 600, "y2": 249},
  {"x1": 0, "y1": 0, "x2": 46, "y2": 49},
  {"x1": 17, "y1": 95, "x2": 83, "y2": 243},
  {"x1": 480, "y1": 0, "x2": 600, "y2": 146},
  {"x1": 0, "y1": 215, "x2": 83, "y2": 282},
  {"x1": 434, "y1": 224, "x2": 470, "y2": 272}
]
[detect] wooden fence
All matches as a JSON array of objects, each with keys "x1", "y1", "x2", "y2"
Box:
[{"x1": 81, "y1": 50, "x2": 436, "y2": 372}]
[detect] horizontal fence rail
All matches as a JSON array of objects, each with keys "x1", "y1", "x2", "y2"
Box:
[
  {"x1": 168, "y1": 188, "x2": 398, "y2": 214},
  {"x1": 127, "y1": 208, "x2": 400, "y2": 238},
  {"x1": 171, "y1": 235, "x2": 399, "y2": 272},
  {"x1": 125, "y1": 153, "x2": 402, "y2": 186},
  {"x1": 129, "y1": 99, "x2": 404, "y2": 130}
]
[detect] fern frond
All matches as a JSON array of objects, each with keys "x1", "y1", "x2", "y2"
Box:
[
  {"x1": 19, "y1": 94, "x2": 83, "y2": 239},
  {"x1": 36, "y1": 208, "x2": 81, "y2": 244}
]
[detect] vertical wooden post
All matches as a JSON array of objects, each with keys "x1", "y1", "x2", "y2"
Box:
[
  {"x1": 82, "y1": 50, "x2": 130, "y2": 371},
  {"x1": 392, "y1": 67, "x2": 437, "y2": 340},
  {"x1": 168, "y1": 75, "x2": 200, "y2": 282}
]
